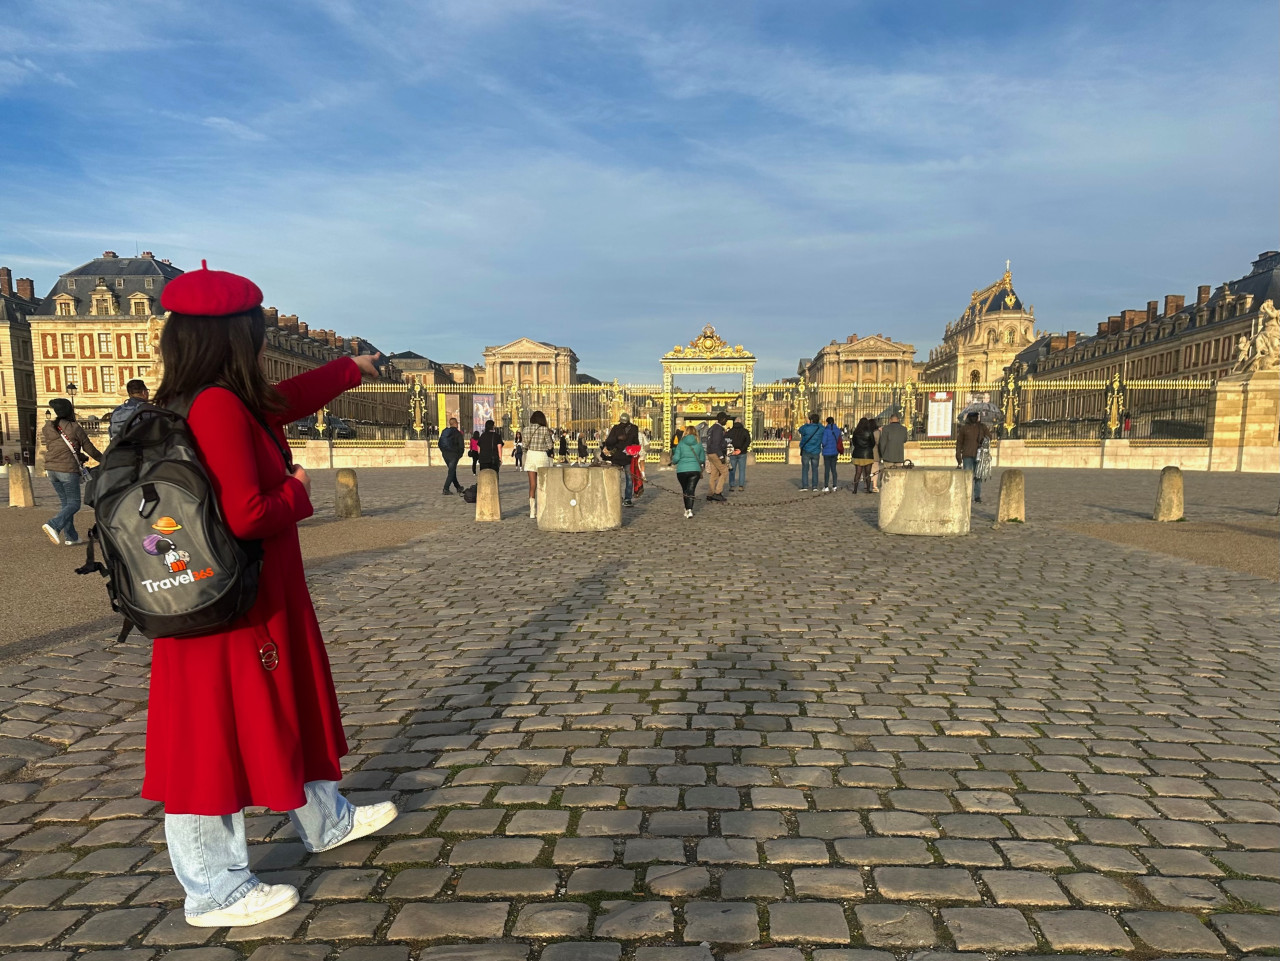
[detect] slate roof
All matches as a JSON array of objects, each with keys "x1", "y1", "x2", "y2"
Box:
[
  {"x1": 31, "y1": 255, "x2": 184, "y2": 317},
  {"x1": 0, "y1": 291, "x2": 38, "y2": 326}
]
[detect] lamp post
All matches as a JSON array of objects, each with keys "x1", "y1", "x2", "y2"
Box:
[{"x1": 66, "y1": 382, "x2": 78, "y2": 412}]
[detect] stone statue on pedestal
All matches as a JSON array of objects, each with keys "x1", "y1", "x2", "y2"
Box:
[{"x1": 1234, "y1": 299, "x2": 1279, "y2": 373}]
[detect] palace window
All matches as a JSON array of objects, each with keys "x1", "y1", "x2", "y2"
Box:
[
  {"x1": 537, "y1": 362, "x2": 552, "y2": 384},
  {"x1": 57, "y1": 301, "x2": 73, "y2": 316},
  {"x1": 115, "y1": 278, "x2": 125, "y2": 289},
  {"x1": 100, "y1": 366, "x2": 116, "y2": 394},
  {"x1": 132, "y1": 299, "x2": 148, "y2": 316},
  {"x1": 135, "y1": 332, "x2": 149, "y2": 355},
  {"x1": 98, "y1": 332, "x2": 113, "y2": 355},
  {"x1": 66, "y1": 279, "x2": 76, "y2": 290},
  {"x1": 63, "y1": 365, "x2": 77, "y2": 386},
  {"x1": 137, "y1": 365, "x2": 151, "y2": 379},
  {"x1": 145, "y1": 278, "x2": 154, "y2": 289},
  {"x1": 92, "y1": 295, "x2": 115, "y2": 315},
  {"x1": 61, "y1": 334, "x2": 75, "y2": 356}
]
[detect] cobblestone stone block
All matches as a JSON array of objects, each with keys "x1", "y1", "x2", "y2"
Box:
[
  {"x1": 449, "y1": 838, "x2": 543, "y2": 865},
  {"x1": 941, "y1": 907, "x2": 1037, "y2": 952},
  {"x1": 1033, "y1": 910, "x2": 1133, "y2": 952},
  {"x1": 683, "y1": 901, "x2": 759, "y2": 944},
  {"x1": 306, "y1": 904, "x2": 388, "y2": 941},
  {"x1": 1123, "y1": 910, "x2": 1228, "y2": 955},
  {"x1": 0, "y1": 910, "x2": 85, "y2": 948},
  {"x1": 981, "y1": 870, "x2": 1069, "y2": 905},
  {"x1": 383, "y1": 868, "x2": 450, "y2": 900},
  {"x1": 1209, "y1": 913, "x2": 1280, "y2": 952},
  {"x1": 646, "y1": 865, "x2": 711, "y2": 897},
  {"x1": 1060, "y1": 872, "x2": 1137, "y2": 907},
  {"x1": 61, "y1": 908, "x2": 160, "y2": 947},
  {"x1": 833, "y1": 838, "x2": 932, "y2": 865},
  {"x1": 386, "y1": 902, "x2": 510, "y2": 940},
  {"x1": 720, "y1": 870, "x2": 784, "y2": 900},
  {"x1": 768, "y1": 902, "x2": 850, "y2": 944},
  {"x1": 512, "y1": 901, "x2": 590, "y2": 938},
  {"x1": 417, "y1": 945, "x2": 528, "y2": 961},
  {"x1": 791, "y1": 868, "x2": 865, "y2": 899},
  {"x1": 554, "y1": 838, "x2": 616, "y2": 865},
  {"x1": 247, "y1": 945, "x2": 331, "y2": 961},
  {"x1": 592, "y1": 901, "x2": 674, "y2": 939},
  {"x1": 1139, "y1": 876, "x2": 1228, "y2": 909},
  {"x1": 304, "y1": 869, "x2": 383, "y2": 900},
  {"x1": 567, "y1": 868, "x2": 637, "y2": 895},
  {"x1": 456, "y1": 868, "x2": 557, "y2": 898},
  {"x1": 625, "y1": 839, "x2": 686, "y2": 864},
  {"x1": 540, "y1": 943, "x2": 621, "y2": 961},
  {"x1": 854, "y1": 903, "x2": 937, "y2": 948},
  {"x1": 873, "y1": 867, "x2": 981, "y2": 902}
]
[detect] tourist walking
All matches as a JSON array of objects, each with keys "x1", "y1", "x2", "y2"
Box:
[
  {"x1": 956, "y1": 411, "x2": 992, "y2": 502},
  {"x1": 850, "y1": 417, "x2": 877, "y2": 492},
  {"x1": 868, "y1": 418, "x2": 882, "y2": 492},
  {"x1": 108, "y1": 379, "x2": 150, "y2": 440},
  {"x1": 437, "y1": 416, "x2": 465, "y2": 494},
  {"x1": 704, "y1": 411, "x2": 729, "y2": 501},
  {"x1": 602, "y1": 412, "x2": 640, "y2": 507},
  {"x1": 40, "y1": 398, "x2": 103, "y2": 547},
  {"x1": 145, "y1": 262, "x2": 397, "y2": 928},
  {"x1": 797, "y1": 412, "x2": 823, "y2": 491},
  {"x1": 558, "y1": 430, "x2": 569, "y2": 463},
  {"x1": 877, "y1": 412, "x2": 908, "y2": 475},
  {"x1": 671, "y1": 425, "x2": 706, "y2": 519},
  {"x1": 468, "y1": 430, "x2": 481, "y2": 474},
  {"x1": 577, "y1": 433, "x2": 589, "y2": 464},
  {"x1": 477, "y1": 419, "x2": 503, "y2": 474},
  {"x1": 512, "y1": 432, "x2": 524, "y2": 469},
  {"x1": 727, "y1": 417, "x2": 751, "y2": 491},
  {"x1": 820, "y1": 416, "x2": 842, "y2": 491},
  {"x1": 523, "y1": 410, "x2": 554, "y2": 519}
]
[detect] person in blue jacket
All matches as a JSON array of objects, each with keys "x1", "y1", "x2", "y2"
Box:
[
  {"x1": 797, "y1": 413, "x2": 823, "y2": 492},
  {"x1": 820, "y1": 416, "x2": 843, "y2": 492},
  {"x1": 670, "y1": 425, "x2": 706, "y2": 519}
]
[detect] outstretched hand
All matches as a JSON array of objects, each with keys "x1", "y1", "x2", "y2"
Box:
[{"x1": 353, "y1": 352, "x2": 382, "y2": 379}]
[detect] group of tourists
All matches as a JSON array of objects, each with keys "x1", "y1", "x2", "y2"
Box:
[{"x1": 793, "y1": 410, "x2": 914, "y2": 494}]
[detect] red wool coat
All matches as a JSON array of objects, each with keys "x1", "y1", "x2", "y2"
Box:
[{"x1": 141, "y1": 358, "x2": 362, "y2": 815}]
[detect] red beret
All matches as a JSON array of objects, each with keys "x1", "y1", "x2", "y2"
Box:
[{"x1": 161, "y1": 259, "x2": 263, "y2": 317}]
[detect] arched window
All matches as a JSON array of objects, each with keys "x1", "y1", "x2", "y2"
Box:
[{"x1": 970, "y1": 370, "x2": 981, "y2": 385}]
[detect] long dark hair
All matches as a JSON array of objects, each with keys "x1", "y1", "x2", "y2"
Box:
[{"x1": 155, "y1": 308, "x2": 285, "y2": 414}]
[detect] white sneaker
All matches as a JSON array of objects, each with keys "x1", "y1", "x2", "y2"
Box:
[
  {"x1": 41, "y1": 524, "x2": 60, "y2": 544},
  {"x1": 684, "y1": 509, "x2": 693, "y2": 518},
  {"x1": 310, "y1": 801, "x2": 399, "y2": 853},
  {"x1": 822, "y1": 487, "x2": 830, "y2": 493},
  {"x1": 186, "y1": 882, "x2": 299, "y2": 928}
]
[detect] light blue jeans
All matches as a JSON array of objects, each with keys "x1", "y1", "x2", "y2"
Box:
[
  {"x1": 728, "y1": 453, "x2": 746, "y2": 489},
  {"x1": 800, "y1": 451, "x2": 820, "y2": 489},
  {"x1": 47, "y1": 470, "x2": 82, "y2": 542},
  {"x1": 165, "y1": 780, "x2": 353, "y2": 916}
]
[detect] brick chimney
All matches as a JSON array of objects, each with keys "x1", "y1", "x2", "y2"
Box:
[
  {"x1": 297, "y1": 321, "x2": 309, "y2": 336},
  {"x1": 1066, "y1": 331, "x2": 1078, "y2": 348},
  {"x1": 103, "y1": 250, "x2": 118, "y2": 258},
  {"x1": 1146, "y1": 300, "x2": 1159, "y2": 323},
  {"x1": 1121, "y1": 309, "x2": 1143, "y2": 330},
  {"x1": 1196, "y1": 285, "x2": 1211, "y2": 306},
  {"x1": 1097, "y1": 321, "x2": 1110, "y2": 336},
  {"x1": 0, "y1": 267, "x2": 11, "y2": 297},
  {"x1": 263, "y1": 307, "x2": 279, "y2": 326},
  {"x1": 1164, "y1": 294, "x2": 1184, "y2": 318},
  {"x1": 16, "y1": 278, "x2": 34, "y2": 301},
  {"x1": 141, "y1": 251, "x2": 154, "y2": 259}
]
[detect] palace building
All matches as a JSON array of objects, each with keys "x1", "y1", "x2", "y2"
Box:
[
  {"x1": 478, "y1": 338, "x2": 581, "y2": 388},
  {"x1": 802, "y1": 333, "x2": 917, "y2": 384},
  {"x1": 922, "y1": 263, "x2": 1040, "y2": 384},
  {"x1": 21, "y1": 252, "x2": 405, "y2": 441},
  {"x1": 1012, "y1": 251, "x2": 1280, "y2": 383}
]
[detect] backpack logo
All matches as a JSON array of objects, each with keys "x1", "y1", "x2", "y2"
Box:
[{"x1": 143, "y1": 517, "x2": 193, "y2": 574}]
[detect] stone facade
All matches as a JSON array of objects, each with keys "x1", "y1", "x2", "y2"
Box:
[
  {"x1": 803, "y1": 333, "x2": 916, "y2": 384},
  {"x1": 1013, "y1": 251, "x2": 1280, "y2": 383},
  {"x1": 23, "y1": 252, "x2": 405, "y2": 437},
  {"x1": 922, "y1": 264, "x2": 1039, "y2": 384},
  {"x1": 480, "y1": 337, "x2": 579, "y2": 388},
  {"x1": 0, "y1": 267, "x2": 39, "y2": 461}
]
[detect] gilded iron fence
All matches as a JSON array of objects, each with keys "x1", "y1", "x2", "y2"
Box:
[{"x1": 306, "y1": 375, "x2": 1217, "y2": 456}]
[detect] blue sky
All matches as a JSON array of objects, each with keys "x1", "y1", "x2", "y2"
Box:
[{"x1": 2, "y1": 0, "x2": 1276, "y2": 382}]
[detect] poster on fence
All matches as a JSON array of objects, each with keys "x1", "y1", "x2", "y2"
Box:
[
  {"x1": 441, "y1": 393, "x2": 460, "y2": 433},
  {"x1": 927, "y1": 391, "x2": 954, "y2": 437},
  {"x1": 473, "y1": 394, "x2": 495, "y2": 433}
]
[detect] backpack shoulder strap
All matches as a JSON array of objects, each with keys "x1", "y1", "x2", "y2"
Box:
[{"x1": 174, "y1": 386, "x2": 293, "y2": 470}]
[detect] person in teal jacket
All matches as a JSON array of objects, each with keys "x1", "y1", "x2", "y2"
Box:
[{"x1": 671, "y1": 426, "x2": 706, "y2": 519}]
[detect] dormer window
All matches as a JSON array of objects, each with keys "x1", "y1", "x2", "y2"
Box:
[
  {"x1": 115, "y1": 278, "x2": 125, "y2": 289},
  {"x1": 145, "y1": 278, "x2": 154, "y2": 289},
  {"x1": 91, "y1": 293, "x2": 117, "y2": 315},
  {"x1": 66, "y1": 278, "x2": 76, "y2": 290},
  {"x1": 129, "y1": 292, "x2": 151, "y2": 317}
]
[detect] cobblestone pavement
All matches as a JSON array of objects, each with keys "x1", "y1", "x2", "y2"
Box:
[{"x1": 1, "y1": 466, "x2": 1277, "y2": 961}]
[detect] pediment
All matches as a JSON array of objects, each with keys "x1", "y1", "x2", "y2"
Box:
[{"x1": 487, "y1": 337, "x2": 562, "y2": 356}]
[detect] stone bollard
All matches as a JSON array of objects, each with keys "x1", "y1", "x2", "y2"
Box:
[
  {"x1": 1153, "y1": 465, "x2": 1184, "y2": 522},
  {"x1": 7, "y1": 462, "x2": 36, "y2": 508},
  {"x1": 335, "y1": 468, "x2": 361, "y2": 519},
  {"x1": 537, "y1": 466, "x2": 622, "y2": 531},
  {"x1": 476, "y1": 468, "x2": 501, "y2": 522},
  {"x1": 996, "y1": 469, "x2": 1025, "y2": 524},
  {"x1": 659, "y1": 449, "x2": 672, "y2": 469},
  {"x1": 878, "y1": 467, "x2": 970, "y2": 535}
]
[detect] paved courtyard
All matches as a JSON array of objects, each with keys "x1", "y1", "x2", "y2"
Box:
[{"x1": 1, "y1": 466, "x2": 1277, "y2": 961}]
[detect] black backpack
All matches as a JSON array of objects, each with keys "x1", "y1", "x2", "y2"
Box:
[
  {"x1": 77, "y1": 392, "x2": 285, "y2": 642},
  {"x1": 462, "y1": 484, "x2": 478, "y2": 503}
]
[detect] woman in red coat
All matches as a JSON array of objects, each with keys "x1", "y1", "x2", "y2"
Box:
[{"x1": 145, "y1": 262, "x2": 397, "y2": 927}]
